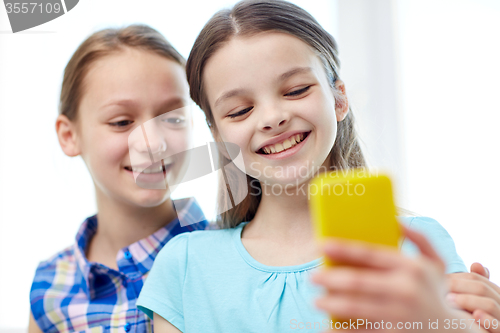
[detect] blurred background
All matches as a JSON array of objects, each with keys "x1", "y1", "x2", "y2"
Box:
[{"x1": 1, "y1": 0, "x2": 499, "y2": 331}]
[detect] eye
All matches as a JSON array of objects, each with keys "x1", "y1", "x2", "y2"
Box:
[
  {"x1": 109, "y1": 120, "x2": 133, "y2": 127},
  {"x1": 228, "y1": 107, "x2": 253, "y2": 119},
  {"x1": 163, "y1": 117, "x2": 185, "y2": 124},
  {"x1": 161, "y1": 116, "x2": 186, "y2": 128},
  {"x1": 284, "y1": 86, "x2": 311, "y2": 97}
]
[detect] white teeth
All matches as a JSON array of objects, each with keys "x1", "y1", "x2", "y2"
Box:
[
  {"x1": 141, "y1": 166, "x2": 161, "y2": 174},
  {"x1": 130, "y1": 165, "x2": 165, "y2": 174},
  {"x1": 261, "y1": 133, "x2": 307, "y2": 155}
]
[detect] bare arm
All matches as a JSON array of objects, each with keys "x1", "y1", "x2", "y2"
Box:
[
  {"x1": 28, "y1": 311, "x2": 43, "y2": 333},
  {"x1": 153, "y1": 313, "x2": 182, "y2": 333}
]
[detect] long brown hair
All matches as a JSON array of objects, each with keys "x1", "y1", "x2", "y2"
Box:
[
  {"x1": 60, "y1": 24, "x2": 185, "y2": 121},
  {"x1": 186, "y1": 0, "x2": 366, "y2": 228}
]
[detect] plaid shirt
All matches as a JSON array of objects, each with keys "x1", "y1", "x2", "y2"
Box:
[{"x1": 30, "y1": 198, "x2": 208, "y2": 333}]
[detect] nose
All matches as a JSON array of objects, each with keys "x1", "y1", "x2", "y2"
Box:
[
  {"x1": 259, "y1": 106, "x2": 290, "y2": 132},
  {"x1": 128, "y1": 120, "x2": 169, "y2": 162},
  {"x1": 142, "y1": 122, "x2": 168, "y2": 157}
]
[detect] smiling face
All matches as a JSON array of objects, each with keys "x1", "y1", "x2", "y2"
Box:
[
  {"x1": 204, "y1": 32, "x2": 347, "y2": 187},
  {"x1": 75, "y1": 47, "x2": 192, "y2": 207}
]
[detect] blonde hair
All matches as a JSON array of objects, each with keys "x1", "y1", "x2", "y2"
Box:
[
  {"x1": 186, "y1": 0, "x2": 366, "y2": 228},
  {"x1": 60, "y1": 24, "x2": 185, "y2": 121}
]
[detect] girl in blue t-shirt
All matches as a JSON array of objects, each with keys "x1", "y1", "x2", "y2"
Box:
[{"x1": 137, "y1": 1, "x2": 500, "y2": 332}]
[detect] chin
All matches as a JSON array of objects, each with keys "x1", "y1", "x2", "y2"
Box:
[
  {"x1": 258, "y1": 173, "x2": 311, "y2": 189},
  {"x1": 270, "y1": 166, "x2": 318, "y2": 184},
  {"x1": 132, "y1": 189, "x2": 171, "y2": 208}
]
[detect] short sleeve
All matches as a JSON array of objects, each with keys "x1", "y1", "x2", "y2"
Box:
[
  {"x1": 137, "y1": 232, "x2": 190, "y2": 332},
  {"x1": 30, "y1": 261, "x2": 53, "y2": 329},
  {"x1": 400, "y1": 216, "x2": 467, "y2": 274}
]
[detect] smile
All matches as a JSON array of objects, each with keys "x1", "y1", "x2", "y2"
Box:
[
  {"x1": 124, "y1": 161, "x2": 172, "y2": 174},
  {"x1": 258, "y1": 132, "x2": 310, "y2": 155}
]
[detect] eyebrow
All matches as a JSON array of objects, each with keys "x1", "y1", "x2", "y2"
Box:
[
  {"x1": 278, "y1": 66, "x2": 313, "y2": 82},
  {"x1": 101, "y1": 97, "x2": 187, "y2": 111},
  {"x1": 213, "y1": 67, "x2": 313, "y2": 108},
  {"x1": 214, "y1": 88, "x2": 247, "y2": 108},
  {"x1": 101, "y1": 98, "x2": 138, "y2": 109}
]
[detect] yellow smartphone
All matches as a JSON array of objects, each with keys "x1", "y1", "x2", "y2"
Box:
[
  {"x1": 309, "y1": 169, "x2": 402, "y2": 326},
  {"x1": 309, "y1": 169, "x2": 402, "y2": 252}
]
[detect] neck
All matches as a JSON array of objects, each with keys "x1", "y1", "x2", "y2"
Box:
[
  {"x1": 92, "y1": 187, "x2": 177, "y2": 255},
  {"x1": 245, "y1": 180, "x2": 314, "y2": 241}
]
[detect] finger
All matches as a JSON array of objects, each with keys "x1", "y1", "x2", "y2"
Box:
[
  {"x1": 400, "y1": 224, "x2": 446, "y2": 273},
  {"x1": 322, "y1": 239, "x2": 409, "y2": 271},
  {"x1": 449, "y1": 273, "x2": 500, "y2": 295},
  {"x1": 471, "y1": 262, "x2": 490, "y2": 279},
  {"x1": 321, "y1": 320, "x2": 400, "y2": 333},
  {"x1": 473, "y1": 309, "x2": 500, "y2": 333},
  {"x1": 315, "y1": 293, "x2": 410, "y2": 324},
  {"x1": 447, "y1": 277, "x2": 500, "y2": 304},
  {"x1": 448, "y1": 293, "x2": 500, "y2": 320}
]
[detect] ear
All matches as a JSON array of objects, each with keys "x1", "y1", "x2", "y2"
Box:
[
  {"x1": 333, "y1": 80, "x2": 349, "y2": 122},
  {"x1": 55, "y1": 114, "x2": 81, "y2": 157}
]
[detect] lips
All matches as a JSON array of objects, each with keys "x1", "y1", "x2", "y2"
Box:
[
  {"x1": 124, "y1": 159, "x2": 173, "y2": 174},
  {"x1": 257, "y1": 131, "x2": 310, "y2": 155},
  {"x1": 125, "y1": 163, "x2": 169, "y2": 174},
  {"x1": 124, "y1": 160, "x2": 175, "y2": 189}
]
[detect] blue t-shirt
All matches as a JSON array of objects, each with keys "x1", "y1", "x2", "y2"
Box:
[{"x1": 137, "y1": 217, "x2": 466, "y2": 332}]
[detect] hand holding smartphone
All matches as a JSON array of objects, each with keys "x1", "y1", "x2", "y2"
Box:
[{"x1": 309, "y1": 169, "x2": 403, "y2": 325}]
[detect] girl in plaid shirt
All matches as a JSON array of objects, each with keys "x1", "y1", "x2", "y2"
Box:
[{"x1": 29, "y1": 25, "x2": 208, "y2": 333}]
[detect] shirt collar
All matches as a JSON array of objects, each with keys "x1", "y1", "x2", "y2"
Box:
[{"x1": 73, "y1": 197, "x2": 208, "y2": 299}]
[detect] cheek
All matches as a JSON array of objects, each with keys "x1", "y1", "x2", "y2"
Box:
[
  {"x1": 217, "y1": 124, "x2": 250, "y2": 149},
  {"x1": 165, "y1": 129, "x2": 192, "y2": 158},
  {"x1": 308, "y1": 94, "x2": 337, "y2": 136},
  {"x1": 107, "y1": 136, "x2": 130, "y2": 163},
  {"x1": 84, "y1": 130, "x2": 129, "y2": 167}
]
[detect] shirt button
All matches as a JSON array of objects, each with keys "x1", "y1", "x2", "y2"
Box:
[
  {"x1": 124, "y1": 251, "x2": 132, "y2": 260},
  {"x1": 124, "y1": 323, "x2": 131, "y2": 332}
]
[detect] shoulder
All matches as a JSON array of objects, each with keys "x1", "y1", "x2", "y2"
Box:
[
  {"x1": 30, "y1": 245, "x2": 79, "y2": 324},
  {"x1": 152, "y1": 225, "x2": 243, "y2": 277},
  {"x1": 399, "y1": 216, "x2": 452, "y2": 236},
  {"x1": 171, "y1": 197, "x2": 209, "y2": 230},
  {"x1": 158, "y1": 227, "x2": 237, "y2": 258},
  {"x1": 31, "y1": 245, "x2": 76, "y2": 285},
  {"x1": 139, "y1": 228, "x2": 238, "y2": 317},
  {"x1": 399, "y1": 216, "x2": 467, "y2": 273}
]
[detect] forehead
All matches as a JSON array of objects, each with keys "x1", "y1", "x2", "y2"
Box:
[
  {"x1": 203, "y1": 32, "x2": 323, "y2": 100},
  {"x1": 82, "y1": 48, "x2": 189, "y2": 104}
]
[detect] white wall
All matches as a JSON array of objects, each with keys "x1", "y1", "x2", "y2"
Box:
[
  {"x1": 333, "y1": 0, "x2": 500, "y2": 285},
  {"x1": 335, "y1": 0, "x2": 409, "y2": 206},
  {"x1": 396, "y1": 0, "x2": 500, "y2": 284}
]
